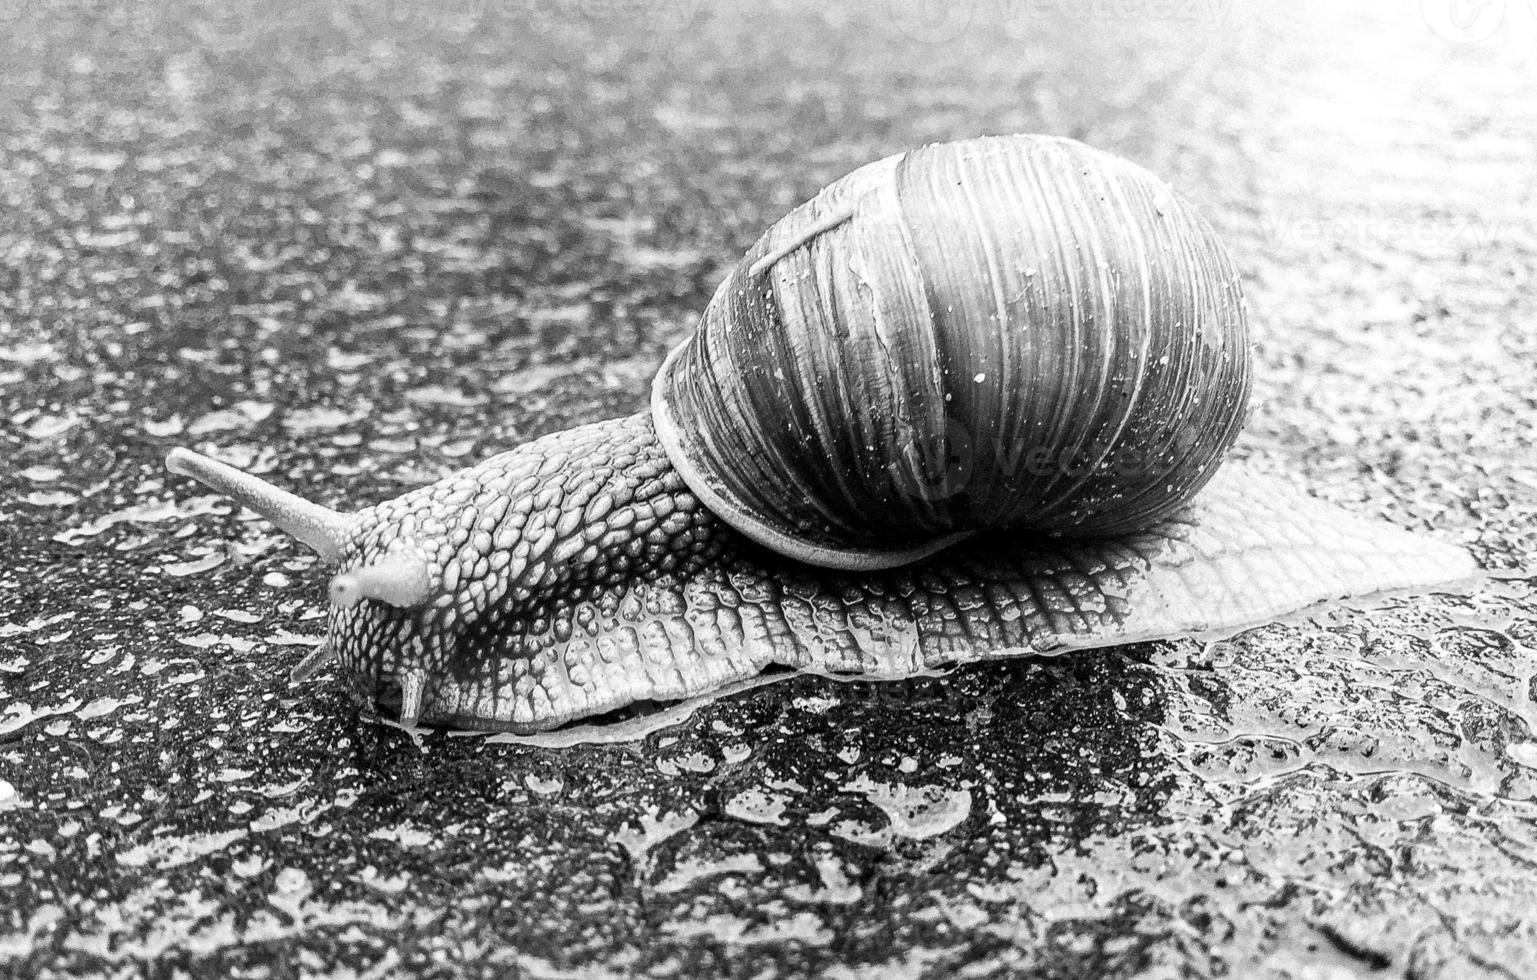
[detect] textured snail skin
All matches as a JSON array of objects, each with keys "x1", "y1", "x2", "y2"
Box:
[{"x1": 307, "y1": 412, "x2": 1475, "y2": 732}]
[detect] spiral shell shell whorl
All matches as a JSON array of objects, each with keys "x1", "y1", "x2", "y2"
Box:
[{"x1": 652, "y1": 134, "x2": 1251, "y2": 570}]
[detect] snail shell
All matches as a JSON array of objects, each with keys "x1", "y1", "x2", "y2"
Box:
[{"x1": 654, "y1": 135, "x2": 1251, "y2": 569}]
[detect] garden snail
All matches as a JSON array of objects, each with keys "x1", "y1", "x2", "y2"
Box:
[{"x1": 165, "y1": 135, "x2": 1477, "y2": 732}]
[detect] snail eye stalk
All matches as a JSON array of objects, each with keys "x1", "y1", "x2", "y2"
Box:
[{"x1": 164, "y1": 447, "x2": 351, "y2": 561}]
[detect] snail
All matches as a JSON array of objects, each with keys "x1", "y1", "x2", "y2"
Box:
[{"x1": 164, "y1": 134, "x2": 1477, "y2": 733}]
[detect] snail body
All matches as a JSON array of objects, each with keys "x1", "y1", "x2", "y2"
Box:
[{"x1": 165, "y1": 135, "x2": 1476, "y2": 732}]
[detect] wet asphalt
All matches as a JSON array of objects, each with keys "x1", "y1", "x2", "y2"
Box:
[{"x1": 2, "y1": 1, "x2": 1536, "y2": 976}]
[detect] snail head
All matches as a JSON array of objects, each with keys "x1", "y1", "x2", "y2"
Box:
[
  {"x1": 165, "y1": 447, "x2": 462, "y2": 727},
  {"x1": 164, "y1": 416, "x2": 704, "y2": 730}
]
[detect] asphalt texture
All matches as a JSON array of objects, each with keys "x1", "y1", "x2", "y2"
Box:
[{"x1": 2, "y1": 1, "x2": 1536, "y2": 976}]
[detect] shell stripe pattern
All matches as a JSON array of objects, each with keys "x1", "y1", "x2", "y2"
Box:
[{"x1": 654, "y1": 135, "x2": 1251, "y2": 570}]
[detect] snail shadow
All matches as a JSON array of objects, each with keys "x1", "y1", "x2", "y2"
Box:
[
  {"x1": 337, "y1": 641, "x2": 1191, "y2": 859},
  {"x1": 778, "y1": 648, "x2": 1186, "y2": 826}
]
